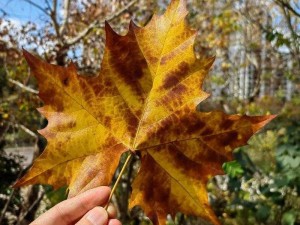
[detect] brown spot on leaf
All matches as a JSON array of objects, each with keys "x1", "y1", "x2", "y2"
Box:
[
  {"x1": 104, "y1": 80, "x2": 112, "y2": 87},
  {"x1": 105, "y1": 31, "x2": 150, "y2": 103},
  {"x1": 142, "y1": 154, "x2": 171, "y2": 204},
  {"x1": 66, "y1": 135, "x2": 71, "y2": 141},
  {"x1": 93, "y1": 83, "x2": 105, "y2": 96},
  {"x1": 104, "y1": 117, "x2": 111, "y2": 126},
  {"x1": 220, "y1": 119, "x2": 234, "y2": 130},
  {"x1": 63, "y1": 77, "x2": 69, "y2": 86},
  {"x1": 173, "y1": 84, "x2": 187, "y2": 95},
  {"x1": 201, "y1": 127, "x2": 213, "y2": 136},
  {"x1": 162, "y1": 75, "x2": 179, "y2": 90},
  {"x1": 127, "y1": 115, "x2": 139, "y2": 136},
  {"x1": 220, "y1": 131, "x2": 238, "y2": 146},
  {"x1": 135, "y1": 109, "x2": 143, "y2": 119},
  {"x1": 40, "y1": 88, "x2": 64, "y2": 112},
  {"x1": 166, "y1": 144, "x2": 203, "y2": 180},
  {"x1": 161, "y1": 51, "x2": 176, "y2": 65},
  {"x1": 64, "y1": 120, "x2": 76, "y2": 129},
  {"x1": 162, "y1": 62, "x2": 189, "y2": 90},
  {"x1": 56, "y1": 141, "x2": 64, "y2": 149},
  {"x1": 186, "y1": 120, "x2": 205, "y2": 134},
  {"x1": 109, "y1": 34, "x2": 145, "y2": 81},
  {"x1": 159, "y1": 95, "x2": 171, "y2": 107},
  {"x1": 148, "y1": 55, "x2": 158, "y2": 64}
]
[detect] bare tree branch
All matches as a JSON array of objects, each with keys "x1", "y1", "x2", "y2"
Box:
[
  {"x1": 52, "y1": 0, "x2": 57, "y2": 17},
  {"x1": 50, "y1": 0, "x2": 61, "y2": 40},
  {"x1": 0, "y1": 124, "x2": 9, "y2": 143},
  {"x1": 66, "y1": 0, "x2": 138, "y2": 46},
  {"x1": 103, "y1": 0, "x2": 139, "y2": 24},
  {"x1": 17, "y1": 187, "x2": 44, "y2": 224},
  {"x1": 59, "y1": 0, "x2": 71, "y2": 35},
  {"x1": 8, "y1": 78, "x2": 38, "y2": 94},
  {"x1": 0, "y1": 170, "x2": 23, "y2": 224},
  {"x1": 0, "y1": 8, "x2": 7, "y2": 16},
  {"x1": 13, "y1": 123, "x2": 38, "y2": 138},
  {"x1": 44, "y1": 0, "x2": 51, "y2": 10},
  {"x1": 275, "y1": 0, "x2": 300, "y2": 17},
  {"x1": 0, "y1": 188, "x2": 15, "y2": 223},
  {"x1": 281, "y1": 6, "x2": 300, "y2": 62}
]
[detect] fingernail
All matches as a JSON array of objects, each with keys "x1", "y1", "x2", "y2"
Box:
[
  {"x1": 107, "y1": 204, "x2": 117, "y2": 218},
  {"x1": 86, "y1": 207, "x2": 108, "y2": 225}
]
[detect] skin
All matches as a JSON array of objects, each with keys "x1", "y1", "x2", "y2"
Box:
[{"x1": 30, "y1": 186, "x2": 122, "y2": 225}]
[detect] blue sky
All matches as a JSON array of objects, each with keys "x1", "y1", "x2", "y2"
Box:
[
  {"x1": 1, "y1": 0, "x2": 48, "y2": 24},
  {"x1": 0, "y1": 1, "x2": 64, "y2": 54}
]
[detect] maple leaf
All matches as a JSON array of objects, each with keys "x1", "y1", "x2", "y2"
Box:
[{"x1": 15, "y1": 0, "x2": 275, "y2": 224}]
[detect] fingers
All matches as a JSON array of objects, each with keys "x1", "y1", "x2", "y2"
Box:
[
  {"x1": 107, "y1": 204, "x2": 117, "y2": 218},
  {"x1": 76, "y1": 207, "x2": 108, "y2": 225},
  {"x1": 31, "y1": 186, "x2": 111, "y2": 225},
  {"x1": 108, "y1": 219, "x2": 122, "y2": 225},
  {"x1": 75, "y1": 207, "x2": 121, "y2": 225}
]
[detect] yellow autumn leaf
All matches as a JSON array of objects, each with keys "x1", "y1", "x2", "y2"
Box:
[{"x1": 15, "y1": 0, "x2": 275, "y2": 224}]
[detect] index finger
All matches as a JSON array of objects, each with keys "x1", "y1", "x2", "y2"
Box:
[{"x1": 31, "y1": 186, "x2": 111, "y2": 225}]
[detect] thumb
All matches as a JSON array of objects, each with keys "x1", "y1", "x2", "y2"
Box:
[{"x1": 76, "y1": 207, "x2": 108, "y2": 225}]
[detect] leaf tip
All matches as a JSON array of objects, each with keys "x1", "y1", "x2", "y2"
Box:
[
  {"x1": 104, "y1": 21, "x2": 120, "y2": 46},
  {"x1": 12, "y1": 180, "x2": 21, "y2": 189},
  {"x1": 12, "y1": 175, "x2": 28, "y2": 189},
  {"x1": 22, "y1": 49, "x2": 45, "y2": 75},
  {"x1": 167, "y1": 0, "x2": 189, "y2": 17},
  {"x1": 22, "y1": 49, "x2": 35, "y2": 65},
  {"x1": 251, "y1": 114, "x2": 277, "y2": 133},
  {"x1": 207, "y1": 55, "x2": 216, "y2": 67},
  {"x1": 129, "y1": 19, "x2": 139, "y2": 30},
  {"x1": 67, "y1": 61, "x2": 77, "y2": 72}
]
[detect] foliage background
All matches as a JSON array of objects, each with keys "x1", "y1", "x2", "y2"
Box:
[{"x1": 0, "y1": 0, "x2": 299, "y2": 224}]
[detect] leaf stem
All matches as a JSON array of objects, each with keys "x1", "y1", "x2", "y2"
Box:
[{"x1": 105, "y1": 152, "x2": 133, "y2": 210}]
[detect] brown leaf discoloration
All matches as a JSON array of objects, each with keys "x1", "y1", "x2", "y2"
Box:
[
  {"x1": 62, "y1": 77, "x2": 70, "y2": 86},
  {"x1": 162, "y1": 62, "x2": 189, "y2": 90}
]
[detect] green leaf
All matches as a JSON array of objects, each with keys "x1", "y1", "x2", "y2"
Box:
[
  {"x1": 255, "y1": 204, "x2": 270, "y2": 221},
  {"x1": 223, "y1": 161, "x2": 244, "y2": 177},
  {"x1": 281, "y1": 210, "x2": 296, "y2": 225}
]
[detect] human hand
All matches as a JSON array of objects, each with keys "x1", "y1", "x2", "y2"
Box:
[{"x1": 30, "y1": 186, "x2": 121, "y2": 225}]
